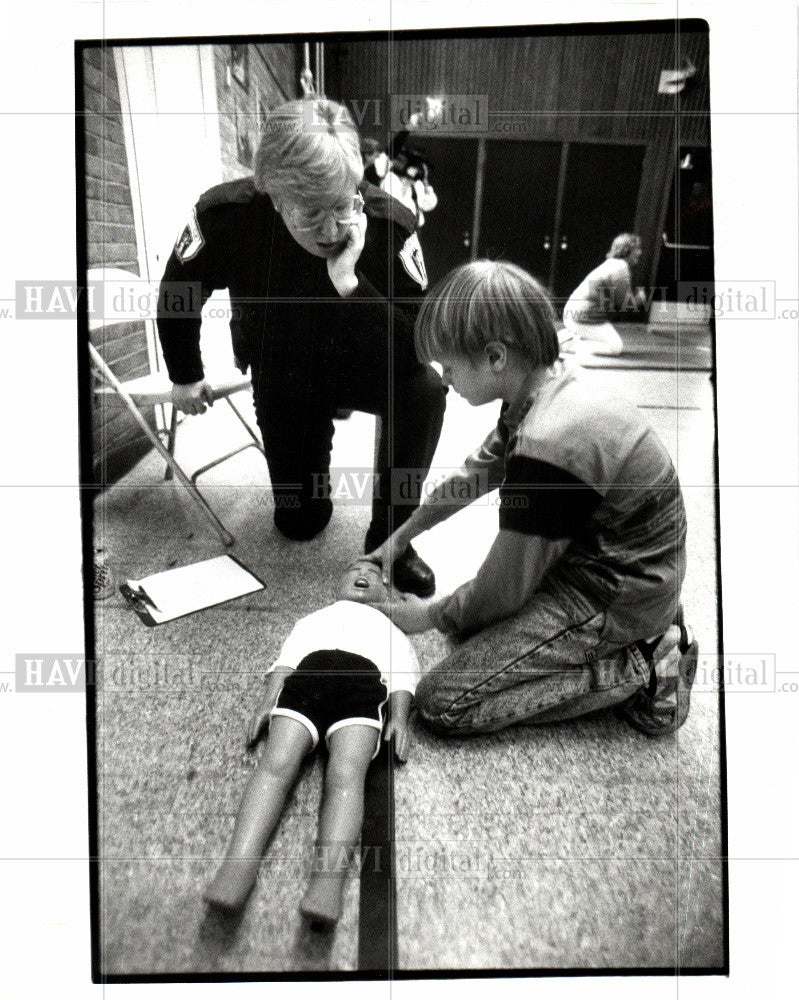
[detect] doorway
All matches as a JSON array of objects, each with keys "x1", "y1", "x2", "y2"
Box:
[{"x1": 655, "y1": 145, "x2": 714, "y2": 301}]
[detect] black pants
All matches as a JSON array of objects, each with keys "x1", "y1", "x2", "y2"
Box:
[{"x1": 249, "y1": 321, "x2": 446, "y2": 547}]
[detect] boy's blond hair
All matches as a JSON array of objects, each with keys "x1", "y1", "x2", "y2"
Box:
[
  {"x1": 254, "y1": 97, "x2": 363, "y2": 204},
  {"x1": 414, "y1": 260, "x2": 560, "y2": 368}
]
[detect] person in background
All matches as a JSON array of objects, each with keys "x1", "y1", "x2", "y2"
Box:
[
  {"x1": 361, "y1": 110, "x2": 438, "y2": 230},
  {"x1": 384, "y1": 148, "x2": 438, "y2": 229},
  {"x1": 561, "y1": 232, "x2": 647, "y2": 356}
]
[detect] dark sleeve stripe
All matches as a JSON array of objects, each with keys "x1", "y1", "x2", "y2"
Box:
[{"x1": 499, "y1": 456, "x2": 602, "y2": 538}]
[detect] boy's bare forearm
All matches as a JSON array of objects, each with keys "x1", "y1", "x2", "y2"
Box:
[{"x1": 395, "y1": 469, "x2": 487, "y2": 544}]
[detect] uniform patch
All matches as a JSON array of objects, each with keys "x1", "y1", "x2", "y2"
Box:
[
  {"x1": 398, "y1": 232, "x2": 428, "y2": 290},
  {"x1": 174, "y1": 207, "x2": 205, "y2": 264}
]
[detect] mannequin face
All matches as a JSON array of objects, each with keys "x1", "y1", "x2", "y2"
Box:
[{"x1": 337, "y1": 559, "x2": 393, "y2": 605}]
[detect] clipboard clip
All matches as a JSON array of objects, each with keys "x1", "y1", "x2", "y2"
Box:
[
  {"x1": 131, "y1": 585, "x2": 160, "y2": 612},
  {"x1": 119, "y1": 583, "x2": 159, "y2": 626}
]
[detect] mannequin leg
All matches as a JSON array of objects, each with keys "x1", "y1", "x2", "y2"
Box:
[
  {"x1": 205, "y1": 716, "x2": 313, "y2": 910},
  {"x1": 300, "y1": 724, "x2": 380, "y2": 927}
]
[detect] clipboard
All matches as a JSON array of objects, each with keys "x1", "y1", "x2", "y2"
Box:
[{"x1": 120, "y1": 554, "x2": 265, "y2": 626}]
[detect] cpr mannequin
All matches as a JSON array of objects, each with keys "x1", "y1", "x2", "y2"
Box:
[{"x1": 204, "y1": 560, "x2": 417, "y2": 928}]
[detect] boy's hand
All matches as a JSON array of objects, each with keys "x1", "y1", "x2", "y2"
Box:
[
  {"x1": 327, "y1": 213, "x2": 367, "y2": 297},
  {"x1": 364, "y1": 527, "x2": 416, "y2": 586},
  {"x1": 362, "y1": 545, "x2": 391, "y2": 586},
  {"x1": 380, "y1": 593, "x2": 435, "y2": 634}
]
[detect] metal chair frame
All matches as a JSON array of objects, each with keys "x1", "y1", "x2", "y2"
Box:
[{"x1": 89, "y1": 342, "x2": 264, "y2": 547}]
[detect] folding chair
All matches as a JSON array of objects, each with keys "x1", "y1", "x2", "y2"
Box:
[{"x1": 88, "y1": 268, "x2": 264, "y2": 547}]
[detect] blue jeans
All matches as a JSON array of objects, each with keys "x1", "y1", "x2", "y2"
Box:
[{"x1": 415, "y1": 586, "x2": 650, "y2": 735}]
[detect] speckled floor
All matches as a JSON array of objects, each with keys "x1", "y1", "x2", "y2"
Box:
[{"x1": 92, "y1": 336, "x2": 724, "y2": 975}]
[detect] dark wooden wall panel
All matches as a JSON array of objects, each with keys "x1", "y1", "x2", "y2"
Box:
[
  {"x1": 326, "y1": 28, "x2": 709, "y2": 144},
  {"x1": 325, "y1": 25, "x2": 711, "y2": 290}
]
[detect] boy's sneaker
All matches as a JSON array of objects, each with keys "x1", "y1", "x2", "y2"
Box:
[{"x1": 617, "y1": 612, "x2": 699, "y2": 737}]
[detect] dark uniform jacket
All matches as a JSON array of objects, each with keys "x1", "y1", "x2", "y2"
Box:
[{"x1": 157, "y1": 178, "x2": 428, "y2": 387}]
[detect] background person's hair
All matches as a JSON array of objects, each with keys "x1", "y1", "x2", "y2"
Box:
[
  {"x1": 414, "y1": 260, "x2": 560, "y2": 369},
  {"x1": 606, "y1": 232, "x2": 641, "y2": 260},
  {"x1": 254, "y1": 97, "x2": 363, "y2": 203},
  {"x1": 360, "y1": 137, "x2": 383, "y2": 159}
]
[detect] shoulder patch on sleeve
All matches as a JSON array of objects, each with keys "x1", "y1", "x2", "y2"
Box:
[
  {"x1": 197, "y1": 177, "x2": 258, "y2": 211},
  {"x1": 398, "y1": 231, "x2": 428, "y2": 290},
  {"x1": 174, "y1": 207, "x2": 205, "y2": 264}
]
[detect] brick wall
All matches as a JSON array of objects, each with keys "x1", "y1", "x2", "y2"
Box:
[
  {"x1": 83, "y1": 46, "x2": 155, "y2": 487},
  {"x1": 214, "y1": 43, "x2": 299, "y2": 181}
]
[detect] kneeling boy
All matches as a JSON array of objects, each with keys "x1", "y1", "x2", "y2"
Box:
[{"x1": 369, "y1": 260, "x2": 698, "y2": 738}]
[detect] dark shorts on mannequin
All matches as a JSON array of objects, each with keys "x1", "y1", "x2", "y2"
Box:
[{"x1": 271, "y1": 649, "x2": 388, "y2": 753}]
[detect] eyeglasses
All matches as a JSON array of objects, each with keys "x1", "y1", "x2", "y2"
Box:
[{"x1": 283, "y1": 192, "x2": 364, "y2": 233}]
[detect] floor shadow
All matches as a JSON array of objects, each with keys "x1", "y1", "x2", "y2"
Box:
[
  {"x1": 290, "y1": 916, "x2": 337, "y2": 969},
  {"x1": 192, "y1": 901, "x2": 247, "y2": 971}
]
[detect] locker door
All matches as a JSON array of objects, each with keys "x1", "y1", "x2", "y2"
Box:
[
  {"x1": 554, "y1": 142, "x2": 645, "y2": 303},
  {"x1": 408, "y1": 137, "x2": 480, "y2": 288},
  {"x1": 478, "y1": 140, "x2": 562, "y2": 289}
]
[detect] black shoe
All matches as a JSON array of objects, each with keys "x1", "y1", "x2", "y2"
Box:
[{"x1": 392, "y1": 545, "x2": 435, "y2": 598}]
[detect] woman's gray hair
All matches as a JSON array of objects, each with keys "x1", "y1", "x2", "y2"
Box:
[{"x1": 254, "y1": 97, "x2": 363, "y2": 203}]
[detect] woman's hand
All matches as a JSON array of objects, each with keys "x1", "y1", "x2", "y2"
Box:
[
  {"x1": 171, "y1": 379, "x2": 214, "y2": 415},
  {"x1": 327, "y1": 213, "x2": 367, "y2": 297}
]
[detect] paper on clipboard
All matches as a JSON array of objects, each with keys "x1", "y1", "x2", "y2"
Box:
[{"x1": 122, "y1": 555, "x2": 264, "y2": 625}]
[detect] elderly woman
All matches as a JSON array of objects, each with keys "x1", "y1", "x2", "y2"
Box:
[
  {"x1": 560, "y1": 233, "x2": 646, "y2": 356},
  {"x1": 157, "y1": 97, "x2": 446, "y2": 596}
]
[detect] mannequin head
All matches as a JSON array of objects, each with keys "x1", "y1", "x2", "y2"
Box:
[{"x1": 336, "y1": 559, "x2": 395, "y2": 605}]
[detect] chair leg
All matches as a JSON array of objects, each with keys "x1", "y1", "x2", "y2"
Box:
[
  {"x1": 225, "y1": 396, "x2": 265, "y2": 453},
  {"x1": 188, "y1": 395, "x2": 266, "y2": 483},
  {"x1": 89, "y1": 345, "x2": 235, "y2": 546},
  {"x1": 164, "y1": 406, "x2": 178, "y2": 481}
]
